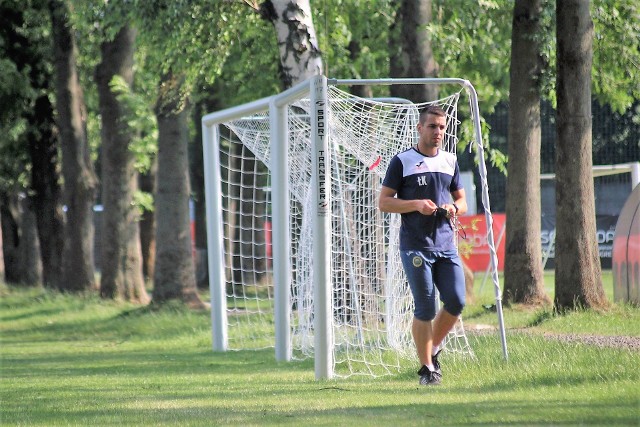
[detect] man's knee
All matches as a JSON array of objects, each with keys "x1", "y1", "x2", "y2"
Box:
[
  {"x1": 444, "y1": 297, "x2": 465, "y2": 317},
  {"x1": 414, "y1": 299, "x2": 438, "y2": 321}
]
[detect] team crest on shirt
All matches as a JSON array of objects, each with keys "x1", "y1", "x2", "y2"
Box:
[{"x1": 412, "y1": 255, "x2": 423, "y2": 267}]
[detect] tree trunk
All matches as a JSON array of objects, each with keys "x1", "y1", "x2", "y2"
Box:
[
  {"x1": 153, "y1": 71, "x2": 204, "y2": 309},
  {"x1": 0, "y1": 213, "x2": 3, "y2": 280},
  {"x1": 28, "y1": 94, "x2": 65, "y2": 289},
  {"x1": 0, "y1": 191, "x2": 42, "y2": 285},
  {"x1": 260, "y1": 0, "x2": 323, "y2": 87},
  {"x1": 0, "y1": 2, "x2": 62, "y2": 288},
  {"x1": 50, "y1": 0, "x2": 98, "y2": 292},
  {"x1": 0, "y1": 192, "x2": 21, "y2": 284},
  {"x1": 555, "y1": 0, "x2": 607, "y2": 310},
  {"x1": 139, "y1": 162, "x2": 157, "y2": 281},
  {"x1": 191, "y1": 98, "x2": 219, "y2": 289},
  {"x1": 19, "y1": 196, "x2": 42, "y2": 286},
  {"x1": 504, "y1": 0, "x2": 549, "y2": 305},
  {"x1": 389, "y1": 0, "x2": 439, "y2": 102},
  {"x1": 96, "y1": 25, "x2": 149, "y2": 304},
  {"x1": 347, "y1": 40, "x2": 373, "y2": 99}
]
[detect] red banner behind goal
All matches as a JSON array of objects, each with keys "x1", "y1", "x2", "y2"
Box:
[{"x1": 458, "y1": 213, "x2": 506, "y2": 272}]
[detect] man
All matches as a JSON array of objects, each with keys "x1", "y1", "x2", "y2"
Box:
[{"x1": 378, "y1": 105, "x2": 467, "y2": 386}]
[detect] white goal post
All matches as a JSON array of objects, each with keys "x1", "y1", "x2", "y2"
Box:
[{"x1": 202, "y1": 75, "x2": 508, "y2": 379}]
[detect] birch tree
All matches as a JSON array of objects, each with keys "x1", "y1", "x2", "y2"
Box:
[{"x1": 260, "y1": 0, "x2": 323, "y2": 87}]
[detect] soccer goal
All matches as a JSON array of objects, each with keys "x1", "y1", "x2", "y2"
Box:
[{"x1": 202, "y1": 76, "x2": 507, "y2": 379}]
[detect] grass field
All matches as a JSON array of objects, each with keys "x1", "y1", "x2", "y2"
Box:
[{"x1": 1, "y1": 273, "x2": 639, "y2": 426}]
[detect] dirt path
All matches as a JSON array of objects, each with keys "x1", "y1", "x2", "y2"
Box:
[{"x1": 466, "y1": 324, "x2": 640, "y2": 351}]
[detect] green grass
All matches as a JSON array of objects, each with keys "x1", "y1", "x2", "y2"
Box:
[
  {"x1": 467, "y1": 270, "x2": 640, "y2": 336},
  {"x1": 1, "y1": 276, "x2": 639, "y2": 426}
]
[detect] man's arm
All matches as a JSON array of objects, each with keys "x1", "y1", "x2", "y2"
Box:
[
  {"x1": 442, "y1": 188, "x2": 467, "y2": 216},
  {"x1": 378, "y1": 185, "x2": 438, "y2": 216}
]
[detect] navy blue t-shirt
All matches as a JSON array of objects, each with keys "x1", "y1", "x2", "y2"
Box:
[{"x1": 382, "y1": 147, "x2": 463, "y2": 251}]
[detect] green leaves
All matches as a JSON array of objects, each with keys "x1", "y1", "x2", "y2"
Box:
[
  {"x1": 428, "y1": 0, "x2": 513, "y2": 114},
  {"x1": 0, "y1": 0, "x2": 54, "y2": 193},
  {"x1": 592, "y1": 2, "x2": 640, "y2": 113},
  {"x1": 109, "y1": 75, "x2": 157, "y2": 173}
]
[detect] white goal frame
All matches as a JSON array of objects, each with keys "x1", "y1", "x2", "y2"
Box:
[{"x1": 202, "y1": 75, "x2": 508, "y2": 379}]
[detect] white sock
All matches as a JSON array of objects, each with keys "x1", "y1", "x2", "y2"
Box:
[
  {"x1": 432, "y1": 344, "x2": 440, "y2": 355},
  {"x1": 426, "y1": 364, "x2": 435, "y2": 371}
]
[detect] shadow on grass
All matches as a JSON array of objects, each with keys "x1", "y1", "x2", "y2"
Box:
[
  {"x1": 4, "y1": 377, "x2": 637, "y2": 426},
  {"x1": 0, "y1": 305, "x2": 70, "y2": 323},
  {"x1": 4, "y1": 345, "x2": 309, "y2": 378},
  {"x1": 527, "y1": 308, "x2": 553, "y2": 327},
  {"x1": 1, "y1": 297, "x2": 213, "y2": 344}
]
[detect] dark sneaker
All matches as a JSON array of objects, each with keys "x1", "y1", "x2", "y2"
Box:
[
  {"x1": 417, "y1": 365, "x2": 442, "y2": 386},
  {"x1": 432, "y1": 349, "x2": 442, "y2": 373}
]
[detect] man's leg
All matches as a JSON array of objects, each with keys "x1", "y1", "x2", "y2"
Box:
[
  {"x1": 401, "y1": 251, "x2": 438, "y2": 368},
  {"x1": 432, "y1": 253, "x2": 466, "y2": 350},
  {"x1": 414, "y1": 316, "x2": 442, "y2": 385},
  {"x1": 431, "y1": 308, "x2": 459, "y2": 349},
  {"x1": 412, "y1": 317, "x2": 433, "y2": 367}
]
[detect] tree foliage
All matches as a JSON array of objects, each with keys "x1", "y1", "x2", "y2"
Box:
[
  {"x1": 591, "y1": 2, "x2": 640, "y2": 113},
  {"x1": 125, "y1": 0, "x2": 240, "y2": 94},
  {"x1": 0, "y1": 1, "x2": 52, "y2": 194},
  {"x1": 109, "y1": 75, "x2": 158, "y2": 174},
  {"x1": 427, "y1": 0, "x2": 513, "y2": 113},
  {"x1": 2, "y1": 0, "x2": 638, "y2": 306}
]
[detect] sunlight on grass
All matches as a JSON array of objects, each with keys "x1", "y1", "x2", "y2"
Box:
[
  {"x1": 471, "y1": 269, "x2": 614, "y2": 302},
  {"x1": 465, "y1": 269, "x2": 639, "y2": 336},
  {"x1": 1, "y1": 281, "x2": 638, "y2": 426}
]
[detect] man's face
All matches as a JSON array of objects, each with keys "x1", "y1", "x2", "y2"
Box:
[{"x1": 418, "y1": 114, "x2": 446, "y2": 148}]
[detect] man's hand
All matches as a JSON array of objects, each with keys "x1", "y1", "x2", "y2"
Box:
[
  {"x1": 440, "y1": 204, "x2": 457, "y2": 219},
  {"x1": 416, "y1": 199, "x2": 438, "y2": 216}
]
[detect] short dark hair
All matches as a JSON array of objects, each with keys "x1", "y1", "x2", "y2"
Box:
[{"x1": 419, "y1": 105, "x2": 446, "y2": 123}]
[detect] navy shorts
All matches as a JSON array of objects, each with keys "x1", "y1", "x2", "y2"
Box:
[{"x1": 400, "y1": 250, "x2": 466, "y2": 321}]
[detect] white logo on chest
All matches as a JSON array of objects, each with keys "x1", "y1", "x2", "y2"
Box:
[{"x1": 417, "y1": 176, "x2": 428, "y2": 186}]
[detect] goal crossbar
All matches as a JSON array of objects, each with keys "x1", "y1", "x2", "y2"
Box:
[
  {"x1": 541, "y1": 162, "x2": 640, "y2": 183},
  {"x1": 202, "y1": 75, "x2": 508, "y2": 379}
]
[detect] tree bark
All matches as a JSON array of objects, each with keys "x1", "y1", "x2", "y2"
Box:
[
  {"x1": 347, "y1": 40, "x2": 373, "y2": 99},
  {"x1": 260, "y1": 0, "x2": 323, "y2": 87},
  {"x1": 139, "y1": 162, "x2": 157, "y2": 281},
  {"x1": 389, "y1": 0, "x2": 439, "y2": 102},
  {"x1": 190, "y1": 98, "x2": 219, "y2": 289},
  {"x1": 152, "y1": 71, "x2": 205, "y2": 309},
  {"x1": 0, "y1": 192, "x2": 21, "y2": 284},
  {"x1": 504, "y1": 0, "x2": 549, "y2": 305},
  {"x1": 50, "y1": 0, "x2": 98, "y2": 292},
  {"x1": 96, "y1": 25, "x2": 149, "y2": 303},
  {"x1": 0, "y1": 2, "x2": 62, "y2": 288},
  {"x1": 555, "y1": 0, "x2": 607, "y2": 310},
  {"x1": 0, "y1": 192, "x2": 42, "y2": 285},
  {"x1": 28, "y1": 95, "x2": 65, "y2": 290},
  {"x1": 19, "y1": 196, "x2": 42, "y2": 286}
]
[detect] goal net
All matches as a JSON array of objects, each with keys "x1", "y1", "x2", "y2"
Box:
[{"x1": 202, "y1": 76, "x2": 506, "y2": 379}]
